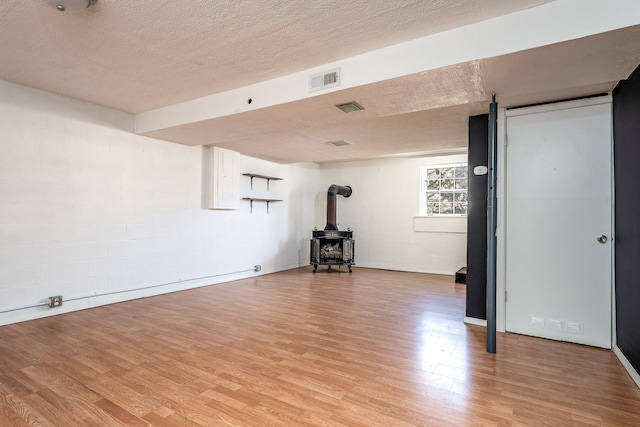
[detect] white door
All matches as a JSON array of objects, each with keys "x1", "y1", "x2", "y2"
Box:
[{"x1": 505, "y1": 98, "x2": 612, "y2": 348}]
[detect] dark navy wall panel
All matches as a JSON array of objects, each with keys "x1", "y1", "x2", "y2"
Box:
[
  {"x1": 613, "y1": 64, "x2": 640, "y2": 373},
  {"x1": 466, "y1": 114, "x2": 489, "y2": 320}
]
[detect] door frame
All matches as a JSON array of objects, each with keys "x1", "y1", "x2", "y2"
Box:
[{"x1": 495, "y1": 95, "x2": 616, "y2": 346}]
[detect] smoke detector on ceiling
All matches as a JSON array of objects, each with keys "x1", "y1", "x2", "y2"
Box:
[
  {"x1": 43, "y1": 0, "x2": 97, "y2": 13},
  {"x1": 335, "y1": 102, "x2": 364, "y2": 113}
]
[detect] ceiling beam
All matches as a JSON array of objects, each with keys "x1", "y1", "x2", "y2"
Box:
[{"x1": 135, "y1": 0, "x2": 640, "y2": 136}]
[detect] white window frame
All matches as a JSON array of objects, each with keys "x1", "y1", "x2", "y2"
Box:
[{"x1": 419, "y1": 162, "x2": 468, "y2": 216}]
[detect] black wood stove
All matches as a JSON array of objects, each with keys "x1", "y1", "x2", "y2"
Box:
[{"x1": 310, "y1": 184, "x2": 354, "y2": 272}]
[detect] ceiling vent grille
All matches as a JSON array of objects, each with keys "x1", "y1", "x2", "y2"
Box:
[
  {"x1": 335, "y1": 101, "x2": 364, "y2": 113},
  {"x1": 309, "y1": 68, "x2": 340, "y2": 92},
  {"x1": 327, "y1": 140, "x2": 351, "y2": 147}
]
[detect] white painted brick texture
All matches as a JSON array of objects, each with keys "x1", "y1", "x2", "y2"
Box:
[{"x1": 0, "y1": 81, "x2": 317, "y2": 325}]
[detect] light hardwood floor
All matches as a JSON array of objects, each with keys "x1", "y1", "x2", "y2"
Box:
[{"x1": 1, "y1": 267, "x2": 639, "y2": 426}]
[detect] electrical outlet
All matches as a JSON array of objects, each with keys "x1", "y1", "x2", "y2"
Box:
[
  {"x1": 48, "y1": 296, "x2": 63, "y2": 308},
  {"x1": 254, "y1": 265, "x2": 261, "y2": 272}
]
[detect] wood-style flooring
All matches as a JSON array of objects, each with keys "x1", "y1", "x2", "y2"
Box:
[{"x1": 1, "y1": 267, "x2": 639, "y2": 426}]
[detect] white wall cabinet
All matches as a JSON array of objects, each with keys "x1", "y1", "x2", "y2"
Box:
[{"x1": 208, "y1": 146, "x2": 240, "y2": 209}]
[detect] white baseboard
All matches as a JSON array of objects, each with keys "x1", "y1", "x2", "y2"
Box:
[
  {"x1": 464, "y1": 316, "x2": 487, "y2": 327},
  {"x1": 614, "y1": 346, "x2": 640, "y2": 390}
]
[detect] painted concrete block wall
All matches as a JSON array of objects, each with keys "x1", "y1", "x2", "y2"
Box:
[
  {"x1": 0, "y1": 81, "x2": 317, "y2": 325},
  {"x1": 317, "y1": 155, "x2": 468, "y2": 275},
  {"x1": 0, "y1": 79, "x2": 466, "y2": 326},
  {"x1": 236, "y1": 156, "x2": 320, "y2": 271}
]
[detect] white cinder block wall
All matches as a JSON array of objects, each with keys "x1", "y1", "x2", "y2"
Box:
[
  {"x1": 0, "y1": 81, "x2": 318, "y2": 325},
  {"x1": 0, "y1": 79, "x2": 466, "y2": 326},
  {"x1": 317, "y1": 155, "x2": 468, "y2": 275}
]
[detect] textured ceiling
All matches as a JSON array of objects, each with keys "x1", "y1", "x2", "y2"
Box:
[
  {"x1": 2, "y1": 0, "x2": 640, "y2": 164},
  {"x1": 0, "y1": 0, "x2": 548, "y2": 113}
]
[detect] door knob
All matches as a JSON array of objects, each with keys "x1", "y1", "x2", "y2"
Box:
[{"x1": 597, "y1": 235, "x2": 608, "y2": 244}]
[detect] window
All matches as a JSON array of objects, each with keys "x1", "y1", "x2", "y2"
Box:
[{"x1": 420, "y1": 163, "x2": 468, "y2": 215}]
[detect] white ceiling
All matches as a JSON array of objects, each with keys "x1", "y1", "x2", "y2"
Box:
[{"x1": 2, "y1": 0, "x2": 640, "y2": 164}]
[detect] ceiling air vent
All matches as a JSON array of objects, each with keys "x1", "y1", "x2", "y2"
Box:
[
  {"x1": 327, "y1": 140, "x2": 351, "y2": 147},
  {"x1": 309, "y1": 68, "x2": 340, "y2": 92},
  {"x1": 335, "y1": 101, "x2": 364, "y2": 113}
]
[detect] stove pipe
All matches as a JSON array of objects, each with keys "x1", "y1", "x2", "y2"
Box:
[{"x1": 324, "y1": 184, "x2": 352, "y2": 230}]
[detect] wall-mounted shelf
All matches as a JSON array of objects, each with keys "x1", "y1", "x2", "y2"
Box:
[
  {"x1": 242, "y1": 198, "x2": 282, "y2": 213},
  {"x1": 242, "y1": 173, "x2": 283, "y2": 213},
  {"x1": 242, "y1": 173, "x2": 282, "y2": 190}
]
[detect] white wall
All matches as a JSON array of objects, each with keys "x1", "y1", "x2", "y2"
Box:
[
  {"x1": 317, "y1": 155, "x2": 468, "y2": 275},
  {"x1": 0, "y1": 80, "x2": 467, "y2": 326},
  {"x1": 0, "y1": 81, "x2": 318, "y2": 325}
]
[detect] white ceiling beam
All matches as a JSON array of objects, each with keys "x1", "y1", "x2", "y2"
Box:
[{"x1": 135, "y1": 0, "x2": 640, "y2": 135}]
